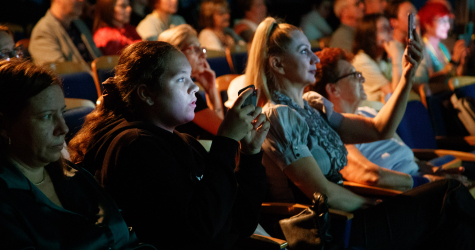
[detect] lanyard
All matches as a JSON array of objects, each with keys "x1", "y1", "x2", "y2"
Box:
[{"x1": 423, "y1": 36, "x2": 449, "y2": 65}]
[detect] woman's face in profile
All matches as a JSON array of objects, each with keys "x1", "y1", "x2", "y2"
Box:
[
  {"x1": 432, "y1": 15, "x2": 450, "y2": 39},
  {"x1": 181, "y1": 35, "x2": 207, "y2": 76},
  {"x1": 376, "y1": 17, "x2": 393, "y2": 47},
  {"x1": 114, "y1": 0, "x2": 132, "y2": 26},
  {"x1": 5, "y1": 85, "x2": 68, "y2": 168},
  {"x1": 212, "y1": 5, "x2": 230, "y2": 29}
]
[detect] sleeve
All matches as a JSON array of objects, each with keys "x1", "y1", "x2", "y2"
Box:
[
  {"x1": 0, "y1": 202, "x2": 36, "y2": 249},
  {"x1": 388, "y1": 41, "x2": 404, "y2": 84},
  {"x1": 105, "y1": 131, "x2": 240, "y2": 247},
  {"x1": 29, "y1": 21, "x2": 68, "y2": 65},
  {"x1": 303, "y1": 91, "x2": 344, "y2": 129},
  {"x1": 352, "y1": 52, "x2": 391, "y2": 101},
  {"x1": 93, "y1": 28, "x2": 123, "y2": 56},
  {"x1": 262, "y1": 105, "x2": 313, "y2": 171},
  {"x1": 199, "y1": 29, "x2": 224, "y2": 52},
  {"x1": 232, "y1": 151, "x2": 267, "y2": 237},
  {"x1": 136, "y1": 16, "x2": 160, "y2": 41},
  {"x1": 415, "y1": 50, "x2": 432, "y2": 84}
]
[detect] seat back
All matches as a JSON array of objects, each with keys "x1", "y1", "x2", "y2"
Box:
[
  {"x1": 396, "y1": 100, "x2": 438, "y2": 149},
  {"x1": 91, "y1": 55, "x2": 119, "y2": 97},
  {"x1": 61, "y1": 72, "x2": 99, "y2": 104},
  {"x1": 44, "y1": 61, "x2": 90, "y2": 75},
  {"x1": 207, "y1": 56, "x2": 233, "y2": 77},
  {"x1": 216, "y1": 74, "x2": 240, "y2": 109}
]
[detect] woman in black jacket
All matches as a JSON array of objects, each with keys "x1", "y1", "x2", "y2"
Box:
[{"x1": 69, "y1": 41, "x2": 269, "y2": 249}]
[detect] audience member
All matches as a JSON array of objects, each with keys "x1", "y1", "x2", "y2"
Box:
[
  {"x1": 329, "y1": 0, "x2": 364, "y2": 51},
  {"x1": 309, "y1": 47, "x2": 467, "y2": 191},
  {"x1": 252, "y1": 17, "x2": 475, "y2": 249},
  {"x1": 199, "y1": 0, "x2": 245, "y2": 52},
  {"x1": 233, "y1": 0, "x2": 267, "y2": 43},
  {"x1": 415, "y1": 2, "x2": 467, "y2": 90},
  {"x1": 352, "y1": 14, "x2": 398, "y2": 101},
  {"x1": 130, "y1": 0, "x2": 150, "y2": 26},
  {"x1": 0, "y1": 25, "x2": 23, "y2": 60},
  {"x1": 93, "y1": 0, "x2": 142, "y2": 55},
  {"x1": 300, "y1": 0, "x2": 333, "y2": 41},
  {"x1": 136, "y1": 0, "x2": 185, "y2": 41},
  {"x1": 364, "y1": 0, "x2": 387, "y2": 14},
  {"x1": 68, "y1": 41, "x2": 269, "y2": 249},
  {"x1": 158, "y1": 24, "x2": 224, "y2": 137},
  {"x1": 386, "y1": 0, "x2": 417, "y2": 84},
  {"x1": 29, "y1": 0, "x2": 102, "y2": 68},
  {"x1": 0, "y1": 59, "x2": 150, "y2": 249}
]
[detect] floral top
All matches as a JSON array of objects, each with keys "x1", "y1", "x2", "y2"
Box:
[{"x1": 262, "y1": 91, "x2": 347, "y2": 203}]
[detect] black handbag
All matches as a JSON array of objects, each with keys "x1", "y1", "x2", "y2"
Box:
[{"x1": 279, "y1": 192, "x2": 332, "y2": 250}]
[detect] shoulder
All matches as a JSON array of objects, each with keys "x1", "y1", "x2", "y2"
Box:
[
  {"x1": 199, "y1": 28, "x2": 215, "y2": 37},
  {"x1": 170, "y1": 15, "x2": 186, "y2": 24},
  {"x1": 263, "y1": 103, "x2": 306, "y2": 128}
]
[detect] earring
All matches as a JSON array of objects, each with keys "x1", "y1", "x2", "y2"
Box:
[
  {"x1": 8, "y1": 137, "x2": 11, "y2": 145},
  {"x1": 147, "y1": 99, "x2": 154, "y2": 106}
]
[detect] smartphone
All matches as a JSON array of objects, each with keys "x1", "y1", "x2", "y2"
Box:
[
  {"x1": 238, "y1": 85, "x2": 257, "y2": 114},
  {"x1": 408, "y1": 13, "x2": 415, "y2": 41}
]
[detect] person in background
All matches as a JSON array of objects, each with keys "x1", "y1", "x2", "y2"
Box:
[
  {"x1": 93, "y1": 0, "x2": 142, "y2": 55},
  {"x1": 364, "y1": 0, "x2": 387, "y2": 14},
  {"x1": 136, "y1": 0, "x2": 185, "y2": 41},
  {"x1": 29, "y1": 0, "x2": 102, "y2": 68},
  {"x1": 352, "y1": 14, "x2": 399, "y2": 101},
  {"x1": 233, "y1": 0, "x2": 267, "y2": 43},
  {"x1": 385, "y1": 0, "x2": 417, "y2": 84},
  {"x1": 0, "y1": 25, "x2": 23, "y2": 60},
  {"x1": 0, "y1": 59, "x2": 152, "y2": 249},
  {"x1": 68, "y1": 41, "x2": 269, "y2": 249},
  {"x1": 199, "y1": 0, "x2": 245, "y2": 52},
  {"x1": 300, "y1": 0, "x2": 333, "y2": 42},
  {"x1": 159, "y1": 24, "x2": 224, "y2": 137},
  {"x1": 415, "y1": 1, "x2": 467, "y2": 90},
  {"x1": 130, "y1": 0, "x2": 150, "y2": 26},
  {"x1": 330, "y1": 0, "x2": 365, "y2": 51},
  {"x1": 251, "y1": 17, "x2": 475, "y2": 250},
  {"x1": 309, "y1": 47, "x2": 468, "y2": 191}
]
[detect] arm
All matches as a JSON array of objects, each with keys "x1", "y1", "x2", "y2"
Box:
[
  {"x1": 193, "y1": 60, "x2": 224, "y2": 118},
  {"x1": 341, "y1": 145, "x2": 413, "y2": 191},
  {"x1": 338, "y1": 35, "x2": 423, "y2": 144},
  {"x1": 29, "y1": 23, "x2": 67, "y2": 65},
  {"x1": 284, "y1": 156, "x2": 371, "y2": 212}
]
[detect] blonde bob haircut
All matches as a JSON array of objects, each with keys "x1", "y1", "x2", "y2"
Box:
[
  {"x1": 244, "y1": 17, "x2": 300, "y2": 106},
  {"x1": 158, "y1": 24, "x2": 197, "y2": 50}
]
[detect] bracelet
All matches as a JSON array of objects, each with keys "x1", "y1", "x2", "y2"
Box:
[{"x1": 449, "y1": 59, "x2": 460, "y2": 66}]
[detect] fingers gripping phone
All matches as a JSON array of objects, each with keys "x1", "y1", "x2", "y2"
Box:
[
  {"x1": 238, "y1": 85, "x2": 257, "y2": 115},
  {"x1": 408, "y1": 13, "x2": 416, "y2": 41}
]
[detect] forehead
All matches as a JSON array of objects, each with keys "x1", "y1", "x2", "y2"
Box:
[
  {"x1": 337, "y1": 60, "x2": 355, "y2": 74},
  {"x1": 287, "y1": 30, "x2": 310, "y2": 50},
  {"x1": 163, "y1": 51, "x2": 191, "y2": 76},
  {"x1": 116, "y1": 0, "x2": 129, "y2": 5},
  {"x1": 398, "y1": 2, "x2": 416, "y2": 16},
  {"x1": 182, "y1": 35, "x2": 200, "y2": 48},
  {"x1": 26, "y1": 85, "x2": 65, "y2": 113},
  {"x1": 0, "y1": 31, "x2": 14, "y2": 51}
]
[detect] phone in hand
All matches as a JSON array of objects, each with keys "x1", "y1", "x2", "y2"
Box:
[
  {"x1": 408, "y1": 13, "x2": 416, "y2": 41},
  {"x1": 238, "y1": 85, "x2": 257, "y2": 114}
]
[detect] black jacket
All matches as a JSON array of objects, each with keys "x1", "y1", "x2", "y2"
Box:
[{"x1": 82, "y1": 118, "x2": 267, "y2": 249}]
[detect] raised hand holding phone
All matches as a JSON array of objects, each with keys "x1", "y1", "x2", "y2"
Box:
[{"x1": 408, "y1": 13, "x2": 415, "y2": 42}]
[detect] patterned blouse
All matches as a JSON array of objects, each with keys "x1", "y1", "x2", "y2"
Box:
[{"x1": 262, "y1": 91, "x2": 348, "y2": 203}]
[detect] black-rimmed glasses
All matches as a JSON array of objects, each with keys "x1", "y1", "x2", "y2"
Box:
[
  {"x1": 0, "y1": 45, "x2": 24, "y2": 60},
  {"x1": 334, "y1": 71, "x2": 363, "y2": 82}
]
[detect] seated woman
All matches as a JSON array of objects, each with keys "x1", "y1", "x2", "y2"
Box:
[
  {"x1": 0, "y1": 59, "x2": 149, "y2": 249},
  {"x1": 416, "y1": 2, "x2": 467, "y2": 91},
  {"x1": 136, "y1": 0, "x2": 186, "y2": 41},
  {"x1": 233, "y1": 0, "x2": 267, "y2": 43},
  {"x1": 352, "y1": 14, "x2": 400, "y2": 101},
  {"x1": 158, "y1": 24, "x2": 223, "y2": 137},
  {"x1": 68, "y1": 41, "x2": 269, "y2": 249},
  {"x1": 199, "y1": 0, "x2": 245, "y2": 52},
  {"x1": 307, "y1": 47, "x2": 468, "y2": 191},
  {"x1": 251, "y1": 17, "x2": 475, "y2": 249},
  {"x1": 93, "y1": 0, "x2": 142, "y2": 55}
]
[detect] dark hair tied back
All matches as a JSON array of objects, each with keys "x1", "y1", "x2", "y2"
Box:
[{"x1": 101, "y1": 77, "x2": 123, "y2": 111}]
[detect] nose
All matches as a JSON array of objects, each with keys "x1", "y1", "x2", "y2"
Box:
[
  {"x1": 311, "y1": 53, "x2": 320, "y2": 64},
  {"x1": 189, "y1": 80, "x2": 199, "y2": 95},
  {"x1": 55, "y1": 113, "x2": 69, "y2": 136}
]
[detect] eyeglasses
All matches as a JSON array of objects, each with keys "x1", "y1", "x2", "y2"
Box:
[
  {"x1": 334, "y1": 71, "x2": 363, "y2": 82},
  {"x1": 0, "y1": 45, "x2": 24, "y2": 60},
  {"x1": 182, "y1": 45, "x2": 207, "y2": 55}
]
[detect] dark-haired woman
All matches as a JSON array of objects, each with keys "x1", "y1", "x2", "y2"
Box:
[
  {"x1": 352, "y1": 14, "x2": 399, "y2": 102},
  {"x1": 93, "y1": 0, "x2": 142, "y2": 55},
  {"x1": 0, "y1": 59, "x2": 151, "y2": 249},
  {"x1": 69, "y1": 41, "x2": 269, "y2": 249}
]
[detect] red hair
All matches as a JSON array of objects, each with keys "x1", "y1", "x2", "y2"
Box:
[{"x1": 418, "y1": 2, "x2": 451, "y2": 34}]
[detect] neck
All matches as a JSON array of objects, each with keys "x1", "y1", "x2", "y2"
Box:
[
  {"x1": 330, "y1": 98, "x2": 358, "y2": 114},
  {"x1": 155, "y1": 9, "x2": 171, "y2": 24},
  {"x1": 426, "y1": 35, "x2": 440, "y2": 48},
  {"x1": 112, "y1": 20, "x2": 124, "y2": 29},
  {"x1": 393, "y1": 29, "x2": 406, "y2": 44},
  {"x1": 8, "y1": 154, "x2": 46, "y2": 184},
  {"x1": 340, "y1": 16, "x2": 359, "y2": 28},
  {"x1": 244, "y1": 14, "x2": 259, "y2": 25},
  {"x1": 278, "y1": 80, "x2": 305, "y2": 108},
  {"x1": 50, "y1": 6, "x2": 74, "y2": 28}
]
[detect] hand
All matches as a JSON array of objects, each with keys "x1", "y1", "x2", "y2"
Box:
[
  {"x1": 423, "y1": 173, "x2": 471, "y2": 187},
  {"x1": 402, "y1": 29, "x2": 423, "y2": 78},
  {"x1": 240, "y1": 107, "x2": 270, "y2": 155},
  {"x1": 193, "y1": 60, "x2": 216, "y2": 93},
  {"x1": 452, "y1": 39, "x2": 466, "y2": 63},
  {"x1": 217, "y1": 87, "x2": 258, "y2": 142}
]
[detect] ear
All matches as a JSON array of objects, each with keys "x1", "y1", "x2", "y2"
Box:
[
  {"x1": 389, "y1": 18, "x2": 398, "y2": 30},
  {"x1": 136, "y1": 84, "x2": 155, "y2": 106},
  {"x1": 325, "y1": 83, "x2": 340, "y2": 99},
  {"x1": 269, "y1": 55, "x2": 285, "y2": 75}
]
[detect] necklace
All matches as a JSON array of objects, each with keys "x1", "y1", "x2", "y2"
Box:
[{"x1": 34, "y1": 169, "x2": 46, "y2": 186}]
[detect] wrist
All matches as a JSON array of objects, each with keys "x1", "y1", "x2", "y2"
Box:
[{"x1": 449, "y1": 59, "x2": 460, "y2": 66}]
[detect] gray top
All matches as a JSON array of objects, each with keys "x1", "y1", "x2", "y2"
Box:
[
  {"x1": 136, "y1": 12, "x2": 186, "y2": 41},
  {"x1": 262, "y1": 91, "x2": 347, "y2": 203},
  {"x1": 329, "y1": 23, "x2": 355, "y2": 52}
]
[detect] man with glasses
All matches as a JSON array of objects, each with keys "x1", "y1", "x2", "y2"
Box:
[
  {"x1": 330, "y1": 0, "x2": 365, "y2": 51},
  {"x1": 0, "y1": 25, "x2": 23, "y2": 61},
  {"x1": 304, "y1": 47, "x2": 468, "y2": 191},
  {"x1": 29, "y1": 0, "x2": 102, "y2": 69}
]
